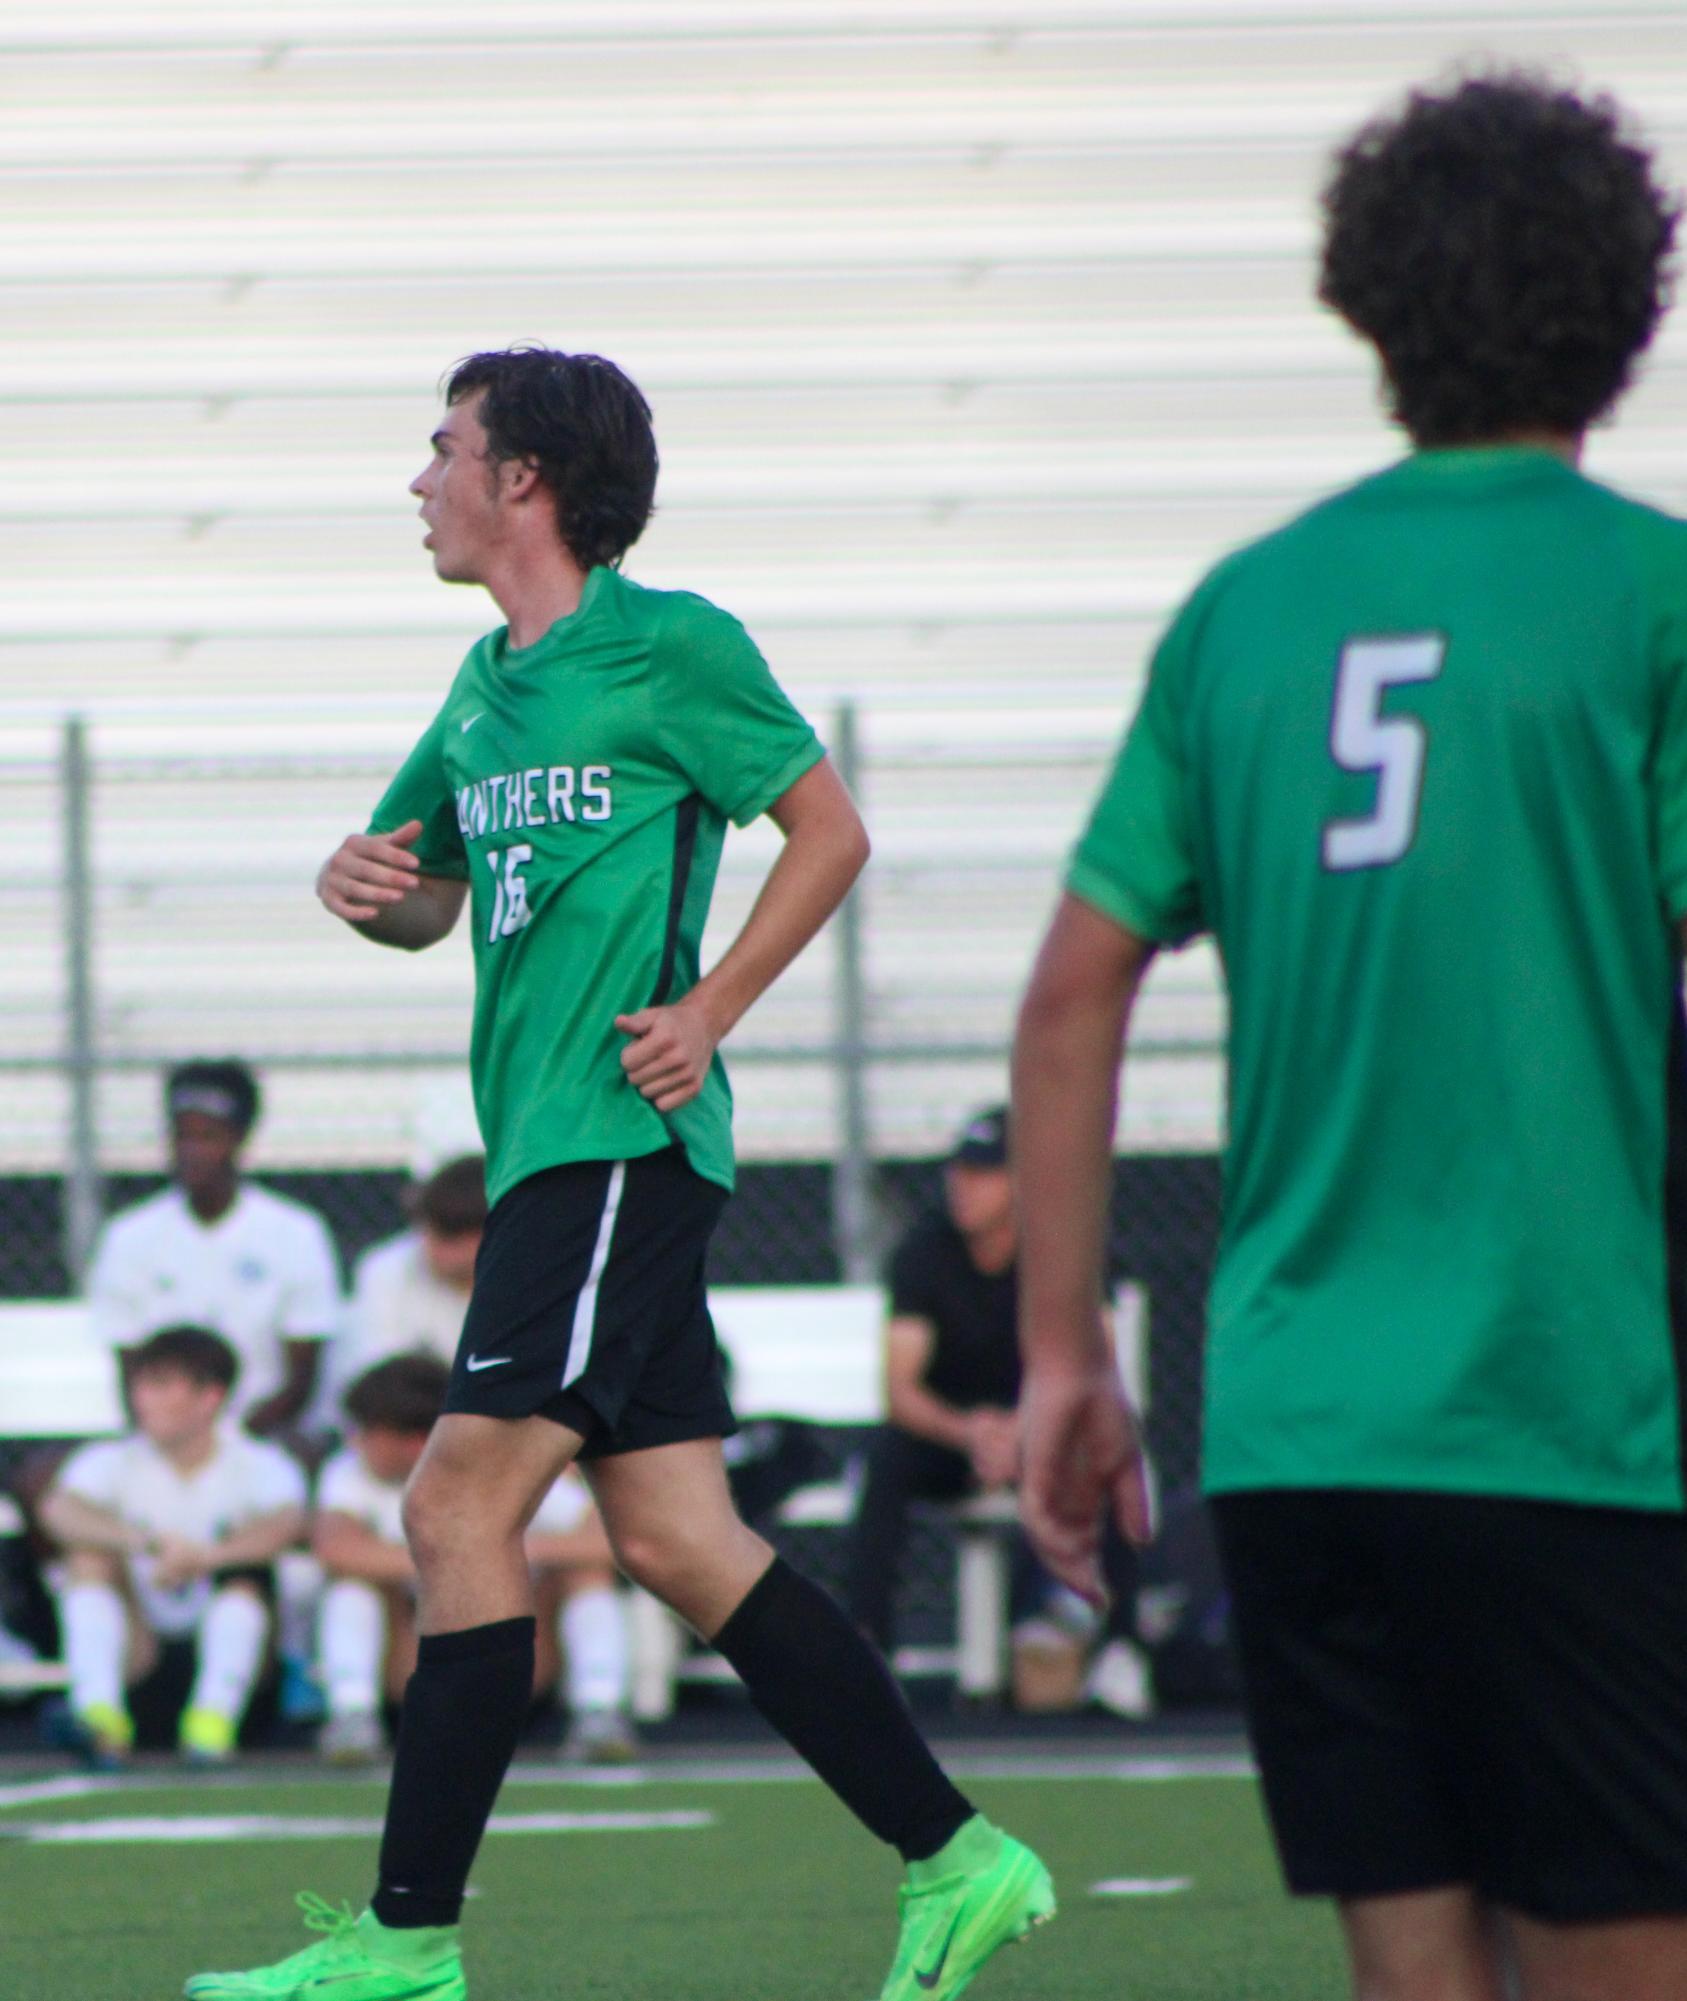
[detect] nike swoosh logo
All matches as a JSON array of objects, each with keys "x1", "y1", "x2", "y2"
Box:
[
  {"x1": 465, "y1": 1354, "x2": 512, "y2": 1372},
  {"x1": 461, "y1": 712, "x2": 485, "y2": 734},
  {"x1": 915, "y1": 1916, "x2": 964, "y2": 1991}
]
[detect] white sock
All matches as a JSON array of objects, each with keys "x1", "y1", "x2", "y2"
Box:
[
  {"x1": 60, "y1": 1580, "x2": 126, "y2": 1715},
  {"x1": 319, "y1": 1578, "x2": 384, "y2": 1718},
  {"x1": 561, "y1": 1585, "x2": 628, "y2": 1713},
  {"x1": 275, "y1": 1549, "x2": 325, "y2": 1663},
  {"x1": 189, "y1": 1588, "x2": 270, "y2": 1721}
]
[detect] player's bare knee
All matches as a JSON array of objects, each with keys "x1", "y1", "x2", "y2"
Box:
[{"x1": 63, "y1": 1547, "x2": 123, "y2": 1588}]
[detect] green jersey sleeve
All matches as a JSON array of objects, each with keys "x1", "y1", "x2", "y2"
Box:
[
  {"x1": 652, "y1": 595, "x2": 825, "y2": 826},
  {"x1": 367, "y1": 707, "x2": 470, "y2": 880},
  {"x1": 1068, "y1": 608, "x2": 1206, "y2": 944},
  {"x1": 1640, "y1": 522, "x2": 1687, "y2": 923}
]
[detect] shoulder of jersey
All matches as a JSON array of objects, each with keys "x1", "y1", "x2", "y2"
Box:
[
  {"x1": 617, "y1": 571, "x2": 741, "y2": 633},
  {"x1": 352, "y1": 1230, "x2": 422, "y2": 1285},
  {"x1": 98, "y1": 1184, "x2": 182, "y2": 1242},
  {"x1": 314, "y1": 1445, "x2": 364, "y2": 1498},
  {"x1": 239, "y1": 1180, "x2": 336, "y2": 1237}
]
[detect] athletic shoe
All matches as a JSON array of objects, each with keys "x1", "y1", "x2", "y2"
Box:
[
  {"x1": 179, "y1": 1704, "x2": 237, "y2": 1764},
  {"x1": 878, "y1": 1817, "x2": 1056, "y2": 2001},
  {"x1": 561, "y1": 1706, "x2": 637, "y2": 1765},
  {"x1": 318, "y1": 1710, "x2": 384, "y2": 1767},
  {"x1": 42, "y1": 1695, "x2": 133, "y2": 1771},
  {"x1": 1083, "y1": 1636, "x2": 1155, "y2": 1721},
  {"x1": 184, "y1": 1893, "x2": 464, "y2": 2001},
  {"x1": 278, "y1": 1654, "x2": 328, "y2": 1725}
]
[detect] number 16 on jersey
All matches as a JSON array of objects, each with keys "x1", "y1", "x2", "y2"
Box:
[{"x1": 1322, "y1": 633, "x2": 1447, "y2": 872}]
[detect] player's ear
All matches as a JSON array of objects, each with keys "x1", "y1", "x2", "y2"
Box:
[{"x1": 500, "y1": 454, "x2": 543, "y2": 503}]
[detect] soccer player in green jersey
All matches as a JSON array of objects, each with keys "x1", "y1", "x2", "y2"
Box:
[
  {"x1": 1014, "y1": 74, "x2": 1687, "y2": 2001},
  {"x1": 183, "y1": 348, "x2": 1051, "y2": 2001}
]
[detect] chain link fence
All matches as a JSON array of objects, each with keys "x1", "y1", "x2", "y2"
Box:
[{"x1": 1, "y1": 705, "x2": 1225, "y2": 1485}]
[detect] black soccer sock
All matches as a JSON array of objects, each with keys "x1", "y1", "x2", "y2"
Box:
[
  {"x1": 370, "y1": 1615, "x2": 536, "y2": 1928},
  {"x1": 712, "y1": 1557, "x2": 975, "y2": 1862}
]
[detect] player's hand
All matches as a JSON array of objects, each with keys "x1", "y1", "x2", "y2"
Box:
[
  {"x1": 316, "y1": 820, "x2": 424, "y2": 923},
  {"x1": 966, "y1": 1407, "x2": 1020, "y2": 1490},
  {"x1": 1018, "y1": 1349, "x2": 1153, "y2": 1606},
  {"x1": 614, "y1": 996, "x2": 720, "y2": 1112},
  {"x1": 149, "y1": 1534, "x2": 214, "y2": 1590}
]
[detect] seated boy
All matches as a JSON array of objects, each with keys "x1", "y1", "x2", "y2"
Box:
[
  {"x1": 315, "y1": 1353, "x2": 632, "y2": 1763},
  {"x1": 39, "y1": 1324, "x2": 308, "y2": 1765}
]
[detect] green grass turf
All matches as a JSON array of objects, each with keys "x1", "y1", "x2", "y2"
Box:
[{"x1": 0, "y1": 1770, "x2": 1349, "y2": 1999}]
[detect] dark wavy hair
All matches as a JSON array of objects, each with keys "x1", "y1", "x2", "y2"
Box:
[
  {"x1": 343, "y1": 1353, "x2": 449, "y2": 1436},
  {"x1": 131, "y1": 1325, "x2": 239, "y2": 1392},
  {"x1": 1319, "y1": 73, "x2": 1679, "y2": 445},
  {"x1": 445, "y1": 346, "x2": 658, "y2": 570}
]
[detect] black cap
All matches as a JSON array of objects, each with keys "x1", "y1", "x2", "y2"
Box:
[{"x1": 949, "y1": 1106, "x2": 1009, "y2": 1169}]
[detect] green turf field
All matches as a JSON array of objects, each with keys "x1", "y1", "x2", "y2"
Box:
[{"x1": 0, "y1": 1759, "x2": 1349, "y2": 1999}]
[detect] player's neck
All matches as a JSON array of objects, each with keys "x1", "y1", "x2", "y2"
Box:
[
  {"x1": 964, "y1": 1218, "x2": 1017, "y2": 1274},
  {"x1": 483, "y1": 541, "x2": 593, "y2": 651},
  {"x1": 158, "y1": 1426, "x2": 219, "y2": 1475},
  {"x1": 1418, "y1": 427, "x2": 1584, "y2": 466},
  {"x1": 181, "y1": 1175, "x2": 238, "y2": 1225}
]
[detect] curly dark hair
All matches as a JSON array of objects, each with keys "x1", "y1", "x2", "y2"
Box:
[
  {"x1": 1319, "y1": 73, "x2": 1679, "y2": 445},
  {"x1": 445, "y1": 346, "x2": 657, "y2": 570}
]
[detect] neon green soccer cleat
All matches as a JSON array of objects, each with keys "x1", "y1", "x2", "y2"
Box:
[
  {"x1": 877, "y1": 1817, "x2": 1057, "y2": 2001},
  {"x1": 178, "y1": 1705, "x2": 238, "y2": 1764},
  {"x1": 183, "y1": 1894, "x2": 465, "y2": 2001}
]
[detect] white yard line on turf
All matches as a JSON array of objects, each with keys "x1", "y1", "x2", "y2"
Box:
[
  {"x1": 0, "y1": 1774, "x2": 122, "y2": 1811},
  {"x1": 10, "y1": 1808, "x2": 715, "y2": 1845},
  {"x1": 504, "y1": 1752, "x2": 1257, "y2": 1786},
  {"x1": 0, "y1": 1750, "x2": 1255, "y2": 1816},
  {"x1": 1090, "y1": 1877, "x2": 1194, "y2": 1896}
]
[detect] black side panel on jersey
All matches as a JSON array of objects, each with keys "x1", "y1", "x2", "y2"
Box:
[
  {"x1": 1663, "y1": 994, "x2": 1687, "y2": 1477},
  {"x1": 650, "y1": 794, "x2": 701, "y2": 1006}
]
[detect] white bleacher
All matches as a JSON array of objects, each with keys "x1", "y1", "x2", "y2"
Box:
[{"x1": 1, "y1": 5, "x2": 1684, "y2": 1173}]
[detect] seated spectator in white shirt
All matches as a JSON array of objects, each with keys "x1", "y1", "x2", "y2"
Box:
[
  {"x1": 87, "y1": 1060, "x2": 342, "y2": 1440},
  {"x1": 38, "y1": 1326, "x2": 308, "y2": 1767},
  {"x1": 314, "y1": 1353, "x2": 632, "y2": 1764},
  {"x1": 317, "y1": 1155, "x2": 486, "y2": 1428}
]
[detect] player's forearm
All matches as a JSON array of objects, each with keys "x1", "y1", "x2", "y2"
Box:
[
  {"x1": 886, "y1": 1378, "x2": 976, "y2": 1453},
  {"x1": 1012, "y1": 902, "x2": 1151, "y2": 1367},
  {"x1": 524, "y1": 1525, "x2": 612, "y2": 1570},
  {"x1": 37, "y1": 1490, "x2": 148, "y2": 1557},
  {"x1": 244, "y1": 1344, "x2": 322, "y2": 1438},
  {"x1": 347, "y1": 877, "x2": 465, "y2": 952},
  {"x1": 689, "y1": 780, "x2": 870, "y2": 1043},
  {"x1": 207, "y1": 1508, "x2": 308, "y2": 1569},
  {"x1": 315, "y1": 1519, "x2": 417, "y2": 1586}
]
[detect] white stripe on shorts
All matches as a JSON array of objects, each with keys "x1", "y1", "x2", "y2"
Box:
[{"x1": 561, "y1": 1161, "x2": 627, "y2": 1390}]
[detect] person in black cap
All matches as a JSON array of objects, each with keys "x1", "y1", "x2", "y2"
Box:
[
  {"x1": 842, "y1": 1108, "x2": 1081, "y2": 1684},
  {"x1": 86, "y1": 1059, "x2": 341, "y2": 1440}
]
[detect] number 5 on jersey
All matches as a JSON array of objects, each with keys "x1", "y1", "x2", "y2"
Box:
[
  {"x1": 485, "y1": 845, "x2": 534, "y2": 941},
  {"x1": 1322, "y1": 634, "x2": 1447, "y2": 871}
]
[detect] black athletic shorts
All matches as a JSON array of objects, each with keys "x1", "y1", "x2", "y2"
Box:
[
  {"x1": 445, "y1": 1145, "x2": 736, "y2": 1458},
  {"x1": 1212, "y1": 1488, "x2": 1687, "y2": 1921}
]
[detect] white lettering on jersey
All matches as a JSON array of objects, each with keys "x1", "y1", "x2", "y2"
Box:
[
  {"x1": 582, "y1": 766, "x2": 613, "y2": 822},
  {"x1": 455, "y1": 766, "x2": 613, "y2": 841}
]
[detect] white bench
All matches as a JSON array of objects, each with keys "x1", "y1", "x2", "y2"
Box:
[
  {"x1": 629, "y1": 1281, "x2": 1147, "y2": 1719},
  {"x1": 0, "y1": 1284, "x2": 1146, "y2": 1716}
]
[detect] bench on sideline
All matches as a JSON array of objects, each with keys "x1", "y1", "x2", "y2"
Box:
[{"x1": 0, "y1": 1284, "x2": 1146, "y2": 1713}]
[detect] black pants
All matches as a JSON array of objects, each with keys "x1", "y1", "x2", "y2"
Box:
[{"x1": 842, "y1": 1426, "x2": 1053, "y2": 1649}]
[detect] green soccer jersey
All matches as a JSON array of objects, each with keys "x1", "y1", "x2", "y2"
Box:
[
  {"x1": 1071, "y1": 446, "x2": 1687, "y2": 1510},
  {"x1": 370, "y1": 565, "x2": 824, "y2": 1206}
]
